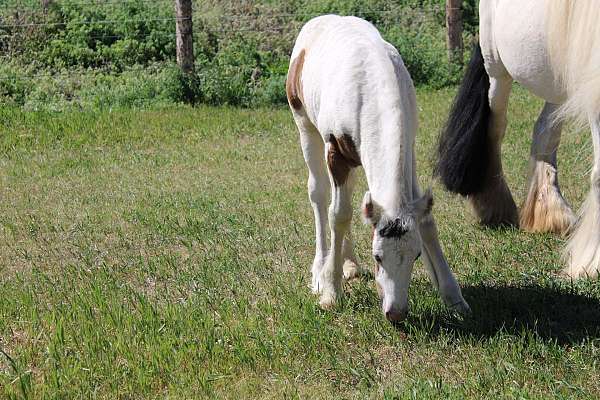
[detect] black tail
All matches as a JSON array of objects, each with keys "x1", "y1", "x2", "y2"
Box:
[{"x1": 435, "y1": 43, "x2": 491, "y2": 196}]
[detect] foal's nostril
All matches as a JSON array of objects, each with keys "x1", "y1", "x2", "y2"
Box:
[{"x1": 385, "y1": 309, "x2": 408, "y2": 323}]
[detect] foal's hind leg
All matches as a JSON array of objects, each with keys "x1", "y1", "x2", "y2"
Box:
[
  {"x1": 320, "y1": 153, "x2": 357, "y2": 308},
  {"x1": 563, "y1": 116, "x2": 600, "y2": 278},
  {"x1": 520, "y1": 103, "x2": 575, "y2": 234},
  {"x1": 296, "y1": 117, "x2": 330, "y2": 293},
  {"x1": 342, "y1": 231, "x2": 362, "y2": 280},
  {"x1": 469, "y1": 76, "x2": 519, "y2": 227}
]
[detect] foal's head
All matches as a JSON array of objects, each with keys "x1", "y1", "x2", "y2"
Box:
[{"x1": 362, "y1": 191, "x2": 433, "y2": 323}]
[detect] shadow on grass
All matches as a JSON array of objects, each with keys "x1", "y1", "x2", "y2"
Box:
[{"x1": 413, "y1": 284, "x2": 600, "y2": 345}]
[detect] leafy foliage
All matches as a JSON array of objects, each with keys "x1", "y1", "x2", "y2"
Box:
[{"x1": 0, "y1": 0, "x2": 479, "y2": 109}]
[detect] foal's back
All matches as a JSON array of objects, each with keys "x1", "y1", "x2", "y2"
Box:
[{"x1": 289, "y1": 15, "x2": 413, "y2": 141}]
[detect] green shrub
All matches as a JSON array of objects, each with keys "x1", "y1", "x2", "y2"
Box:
[
  {"x1": 0, "y1": 0, "x2": 479, "y2": 109},
  {"x1": 0, "y1": 63, "x2": 196, "y2": 111},
  {"x1": 385, "y1": 23, "x2": 464, "y2": 89},
  {"x1": 0, "y1": 63, "x2": 33, "y2": 106}
]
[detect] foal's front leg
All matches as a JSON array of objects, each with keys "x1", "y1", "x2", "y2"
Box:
[
  {"x1": 319, "y1": 168, "x2": 356, "y2": 308},
  {"x1": 413, "y1": 171, "x2": 470, "y2": 314},
  {"x1": 297, "y1": 119, "x2": 330, "y2": 293},
  {"x1": 418, "y1": 212, "x2": 471, "y2": 316}
]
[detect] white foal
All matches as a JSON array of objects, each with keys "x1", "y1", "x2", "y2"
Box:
[
  {"x1": 287, "y1": 15, "x2": 470, "y2": 322},
  {"x1": 435, "y1": 0, "x2": 600, "y2": 277}
]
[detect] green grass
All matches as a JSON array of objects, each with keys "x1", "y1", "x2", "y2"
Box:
[{"x1": 1, "y1": 86, "x2": 599, "y2": 399}]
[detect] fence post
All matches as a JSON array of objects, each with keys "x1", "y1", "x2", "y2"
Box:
[
  {"x1": 175, "y1": 0, "x2": 194, "y2": 73},
  {"x1": 446, "y1": 0, "x2": 463, "y2": 65},
  {"x1": 41, "y1": 0, "x2": 53, "y2": 14}
]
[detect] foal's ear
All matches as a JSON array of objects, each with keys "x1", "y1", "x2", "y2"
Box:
[
  {"x1": 411, "y1": 188, "x2": 433, "y2": 221},
  {"x1": 362, "y1": 191, "x2": 382, "y2": 225}
]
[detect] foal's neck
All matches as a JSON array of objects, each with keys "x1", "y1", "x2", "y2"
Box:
[
  {"x1": 360, "y1": 62, "x2": 418, "y2": 218},
  {"x1": 363, "y1": 113, "x2": 415, "y2": 217}
]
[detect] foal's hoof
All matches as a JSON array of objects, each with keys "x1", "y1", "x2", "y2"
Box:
[
  {"x1": 319, "y1": 291, "x2": 338, "y2": 309},
  {"x1": 343, "y1": 260, "x2": 361, "y2": 280},
  {"x1": 449, "y1": 299, "x2": 472, "y2": 317}
]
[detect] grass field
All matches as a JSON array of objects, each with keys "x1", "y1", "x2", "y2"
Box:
[{"x1": 1, "y1": 86, "x2": 600, "y2": 399}]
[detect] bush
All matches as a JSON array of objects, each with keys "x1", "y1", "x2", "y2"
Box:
[
  {"x1": 0, "y1": 63, "x2": 33, "y2": 106},
  {"x1": 0, "y1": 0, "x2": 479, "y2": 109},
  {"x1": 0, "y1": 63, "x2": 199, "y2": 111}
]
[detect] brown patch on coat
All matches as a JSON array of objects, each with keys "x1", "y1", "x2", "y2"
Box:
[
  {"x1": 327, "y1": 134, "x2": 361, "y2": 186},
  {"x1": 286, "y1": 49, "x2": 306, "y2": 110}
]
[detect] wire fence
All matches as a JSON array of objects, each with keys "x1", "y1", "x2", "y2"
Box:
[
  {"x1": 1, "y1": 0, "x2": 177, "y2": 9},
  {"x1": 0, "y1": 17, "x2": 190, "y2": 29},
  {"x1": 0, "y1": 13, "x2": 442, "y2": 29},
  {"x1": 0, "y1": 3, "x2": 444, "y2": 26},
  {"x1": 0, "y1": 2, "x2": 451, "y2": 87}
]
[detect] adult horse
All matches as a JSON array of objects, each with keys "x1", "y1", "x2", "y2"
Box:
[
  {"x1": 435, "y1": 0, "x2": 600, "y2": 277},
  {"x1": 287, "y1": 15, "x2": 470, "y2": 322}
]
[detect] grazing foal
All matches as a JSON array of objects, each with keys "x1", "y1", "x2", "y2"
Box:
[{"x1": 287, "y1": 15, "x2": 469, "y2": 322}]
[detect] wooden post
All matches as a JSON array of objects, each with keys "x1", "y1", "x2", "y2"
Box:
[
  {"x1": 41, "y1": 0, "x2": 53, "y2": 13},
  {"x1": 175, "y1": 0, "x2": 194, "y2": 73},
  {"x1": 446, "y1": 0, "x2": 463, "y2": 65}
]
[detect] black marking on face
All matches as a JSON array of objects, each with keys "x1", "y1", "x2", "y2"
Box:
[{"x1": 378, "y1": 217, "x2": 410, "y2": 238}]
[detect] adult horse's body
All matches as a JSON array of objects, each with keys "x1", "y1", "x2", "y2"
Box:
[
  {"x1": 287, "y1": 15, "x2": 469, "y2": 322},
  {"x1": 436, "y1": 0, "x2": 600, "y2": 277}
]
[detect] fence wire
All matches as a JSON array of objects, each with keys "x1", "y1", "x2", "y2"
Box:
[
  {"x1": 0, "y1": 4, "x2": 446, "y2": 84},
  {"x1": 0, "y1": 17, "x2": 190, "y2": 29},
  {"x1": 1, "y1": 0, "x2": 178, "y2": 10},
  {"x1": 0, "y1": 6, "x2": 442, "y2": 28}
]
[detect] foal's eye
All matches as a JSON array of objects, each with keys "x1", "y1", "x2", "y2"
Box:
[{"x1": 374, "y1": 254, "x2": 382, "y2": 263}]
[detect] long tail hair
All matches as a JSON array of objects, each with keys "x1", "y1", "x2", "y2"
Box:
[
  {"x1": 435, "y1": 43, "x2": 491, "y2": 196},
  {"x1": 547, "y1": 0, "x2": 600, "y2": 123}
]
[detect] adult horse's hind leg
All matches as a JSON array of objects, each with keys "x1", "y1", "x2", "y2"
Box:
[
  {"x1": 296, "y1": 117, "x2": 331, "y2": 293},
  {"x1": 435, "y1": 45, "x2": 517, "y2": 227},
  {"x1": 520, "y1": 102, "x2": 575, "y2": 234},
  {"x1": 469, "y1": 76, "x2": 519, "y2": 227},
  {"x1": 563, "y1": 116, "x2": 600, "y2": 278}
]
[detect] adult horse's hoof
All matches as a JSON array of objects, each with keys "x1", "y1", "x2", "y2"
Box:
[
  {"x1": 520, "y1": 163, "x2": 575, "y2": 235},
  {"x1": 561, "y1": 261, "x2": 600, "y2": 279},
  {"x1": 469, "y1": 178, "x2": 519, "y2": 228}
]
